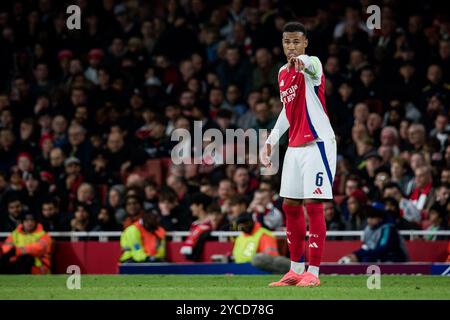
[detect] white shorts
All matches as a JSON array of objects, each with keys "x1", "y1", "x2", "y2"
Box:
[{"x1": 280, "y1": 138, "x2": 337, "y2": 199}]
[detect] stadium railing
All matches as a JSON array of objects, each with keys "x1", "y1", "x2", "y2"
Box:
[{"x1": 1, "y1": 230, "x2": 449, "y2": 242}]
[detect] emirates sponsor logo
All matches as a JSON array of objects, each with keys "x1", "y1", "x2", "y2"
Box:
[{"x1": 281, "y1": 84, "x2": 298, "y2": 104}]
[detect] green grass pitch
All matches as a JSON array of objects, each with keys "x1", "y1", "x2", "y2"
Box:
[{"x1": 0, "y1": 275, "x2": 449, "y2": 300}]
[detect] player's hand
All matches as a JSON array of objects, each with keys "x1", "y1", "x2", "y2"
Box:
[
  {"x1": 260, "y1": 143, "x2": 272, "y2": 168},
  {"x1": 288, "y1": 56, "x2": 305, "y2": 72}
]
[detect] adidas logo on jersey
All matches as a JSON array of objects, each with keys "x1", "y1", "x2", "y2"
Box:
[
  {"x1": 280, "y1": 79, "x2": 284, "y2": 87},
  {"x1": 313, "y1": 188, "x2": 322, "y2": 195}
]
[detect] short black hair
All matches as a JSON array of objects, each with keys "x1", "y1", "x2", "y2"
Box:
[
  {"x1": 383, "y1": 197, "x2": 399, "y2": 210},
  {"x1": 190, "y1": 192, "x2": 212, "y2": 209},
  {"x1": 429, "y1": 203, "x2": 447, "y2": 219},
  {"x1": 125, "y1": 194, "x2": 143, "y2": 206},
  {"x1": 283, "y1": 21, "x2": 307, "y2": 37},
  {"x1": 7, "y1": 195, "x2": 22, "y2": 206},
  {"x1": 383, "y1": 182, "x2": 405, "y2": 197},
  {"x1": 42, "y1": 197, "x2": 59, "y2": 207}
]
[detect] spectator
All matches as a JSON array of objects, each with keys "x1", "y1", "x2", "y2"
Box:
[
  {"x1": 346, "y1": 189, "x2": 368, "y2": 231},
  {"x1": 383, "y1": 182, "x2": 421, "y2": 226},
  {"x1": 0, "y1": 195, "x2": 26, "y2": 232},
  {"x1": 383, "y1": 197, "x2": 421, "y2": 230},
  {"x1": 430, "y1": 112, "x2": 450, "y2": 151},
  {"x1": 119, "y1": 210, "x2": 166, "y2": 263},
  {"x1": 107, "y1": 185, "x2": 127, "y2": 225},
  {"x1": 105, "y1": 131, "x2": 130, "y2": 175},
  {"x1": 217, "y1": 178, "x2": 236, "y2": 209},
  {"x1": 252, "y1": 100, "x2": 276, "y2": 133},
  {"x1": 122, "y1": 194, "x2": 145, "y2": 230},
  {"x1": 389, "y1": 156, "x2": 412, "y2": 195},
  {"x1": 224, "y1": 194, "x2": 248, "y2": 231},
  {"x1": 236, "y1": 90, "x2": 261, "y2": 129},
  {"x1": 338, "y1": 208, "x2": 408, "y2": 263},
  {"x1": 424, "y1": 204, "x2": 449, "y2": 240},
  {"x1": 434, "y1": 184, "x2": 450, "y2": 207},
  {"x1": 92, "y1": 207, "x2": 121, "y2": 231},
  {"x1": 180, "y1": 193, "x2": 214, "y2": 261},
  {"x1": 232, "y1": 166, "x2": 258, "y2": 200},
  {"x1": 409, "y1": 166, "x2": 435, "y2": 212},
  {"x1": 63, "y1": 123, "x2": 92, "y2": 168},
  {"x1": 252, "y1": 48, "x2": 283, "y2": 90},
  {"x1": 143, "y1": 179, "x2": 159, "y2": 210},
  {"x1": 380, "y1": 126, "x2": 400, "y2": 154},
  {"x1": 407, "y1": 123, "x2": 426, "y2": 151},
  {"x1": 339, "y1": 175, "x2": 363, "y2": 221},
  {"x1": 58, "y1": 157, "x2": 83, "y2": 212},
  {"x1": 70, "y1": 203, "x2": 94, "y2": 231},
  {"x1": 248, "y1": 189, "x2": 283, "y2": 231},
  {"x1": 324, "y1": 201, "x2": 345, "y2": 236},
  {"x1": 51, "y1": 115, "x2": 68, "y2": 148},
  {"x1": 48, "y1": 147, "x2": 66, "y2": 179},
  {"x1": 360, "y1": 150, "x2": 383, "y2": 185},
  {"x1": 157, "y1": 189, "x2": 191, "y2": 231},
  {"x1": 40, "y1": 197, "x2": 70, "y2": 231},
  {"x1": 0, "y1": 213, "x2": 53, "y2": 274},
  {"x1": 216, "y1": 46, "x2": 252, "y2": 97}
]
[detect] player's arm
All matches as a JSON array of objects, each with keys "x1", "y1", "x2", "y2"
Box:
[
  {"x1": 297, "y1": 55, "x2": 323, "y2": 85},
  {"x1": 266, "y1": 106, "x2": 289, "y2": 146},
  {"x1": 261, "y1": 105, "x2": 289, "y2": 167}
]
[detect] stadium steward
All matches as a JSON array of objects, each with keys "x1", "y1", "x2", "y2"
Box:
[
  {"x1": 232, "y1": 212, "x2": 279, "y2": 263},
  {"x1": 0, "y1": 213, "x2": 53, "y2": 274},
  {"x1": 120, "y1": 210, "x2": 166, "y2": 263}
]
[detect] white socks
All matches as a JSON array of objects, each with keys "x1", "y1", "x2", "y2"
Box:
[
  {"x1": 291, "y1": 262, "x2": 320, "y2": 277},
  {"x1": 307, "y1": 266, "x2": 320, "y2": 277},
  {"x1": 290, "y1": 261, "x2": 305, "y2": 274}
]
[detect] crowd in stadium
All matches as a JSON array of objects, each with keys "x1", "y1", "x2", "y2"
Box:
[{"x1": 0, "y1": 0, "x2": 449, "y2": 247}]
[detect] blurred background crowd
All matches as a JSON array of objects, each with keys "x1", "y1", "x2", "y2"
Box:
[{"x1": 0, "y1": 0, "x2": 449, "y2": 240}]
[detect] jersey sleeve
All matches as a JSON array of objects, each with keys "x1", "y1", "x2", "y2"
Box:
[
  {"x1": 265, "y1": 106, "x2": 289, "y2": 146},
  {"x1": 298, "y1": 55, "x2": 323, "y2": 86},
  {"x1": 266, "y1": 66, "x2": 290, "y2": 146}
]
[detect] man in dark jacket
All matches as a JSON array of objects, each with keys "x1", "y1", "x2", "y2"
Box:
[{"x1": 339, "y1": 208, "x2": 408, "y2": 263}]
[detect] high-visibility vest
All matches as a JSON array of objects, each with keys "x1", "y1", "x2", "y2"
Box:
[
  {"x1": 2, "y1": 223, "x2": 52, "y2": 273},
  {"x1": 120, "y1": 221, "x2": 166, "y2": 262},
  {"x1": 232, "y1": 225, "x2": 274, "y2": 263}
]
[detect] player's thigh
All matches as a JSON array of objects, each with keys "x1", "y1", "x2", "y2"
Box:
[
  {"x1": 303, "y1": 140, "x2": 334, "y2": 198},
  {"x1": 280, "y1": 147, "x2": 305, "y2": 198}
]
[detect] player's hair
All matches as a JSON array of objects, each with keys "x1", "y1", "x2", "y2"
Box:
[{"x1": 282, "y1": 21, "x2": 307, "y2": 37}]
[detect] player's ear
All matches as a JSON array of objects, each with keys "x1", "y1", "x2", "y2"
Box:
[{"x1": 303, "y1": 37, "x2": 308, "y2": 49}]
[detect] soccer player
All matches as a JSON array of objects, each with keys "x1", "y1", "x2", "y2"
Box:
[{"x1": 261, "y1": 22, "x2": 337, "y2": 287}]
